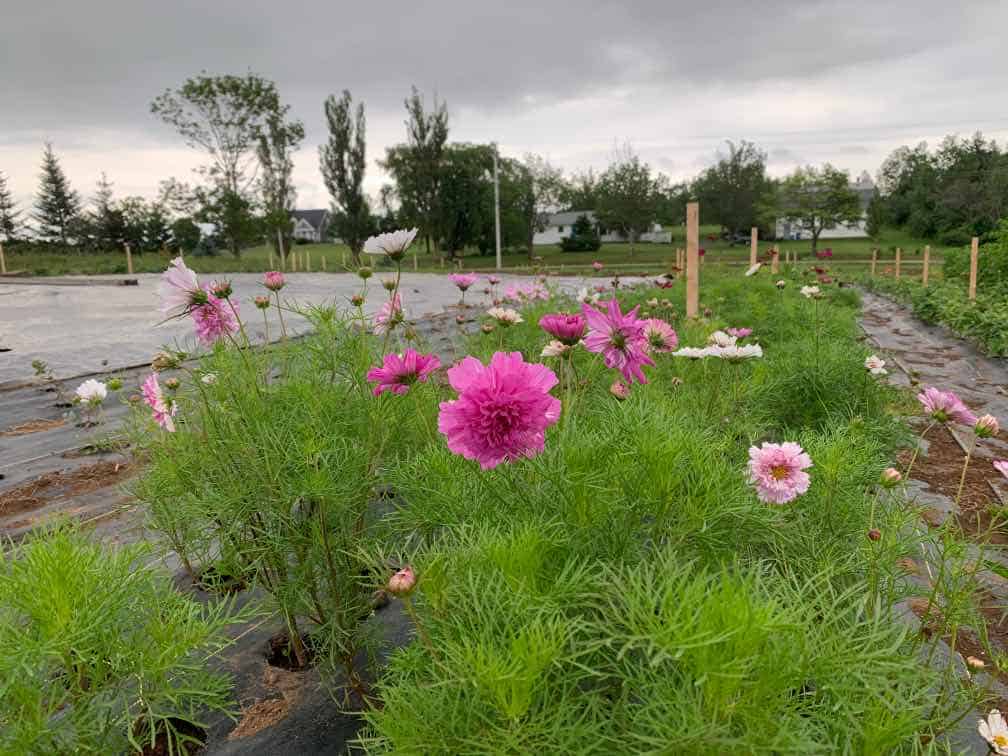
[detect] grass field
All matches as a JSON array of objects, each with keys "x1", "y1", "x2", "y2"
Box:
[{"x1": 1, "y1": 226, "x2": 953, "y2": 277}]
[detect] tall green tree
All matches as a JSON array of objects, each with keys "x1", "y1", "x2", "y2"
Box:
[
  {"x1": 595, "y1": 154, "x2": 659, "y2": 254},
  {"x1": 258, "y1": 112, "x2": 304, "y2": 264},
  {"x1": 865, "y1": 188, "x2": 885, "y2": 241},
  {"x1": 775, "y1": 164, "x2": 862, "y2": 253},
  {"x1": 437, "y1": 144, "x2": 494, "y2": 257},
  {"x1": 0, "y1": 171, "x2": 24, "y2": 242},
  {"x1": 319, "y1": 90, "x2": 372, "y2": 266},
  {"x1": 692, "y1": 140, "x2": 772, "y2": 239},
  {"x1": 88, "y1": 172, "x2": 124, "y2": 251},
  {"x1": 33, "y1": 143, "x2": 81, "y2": 244},
  {"x1": 562, "y1": 169, "x2": 598, "y2": 211}
]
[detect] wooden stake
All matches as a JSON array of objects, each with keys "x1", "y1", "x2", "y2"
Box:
[
  {"x1": 749, "y1": 226, "x2": 758, "y2": 267},
  {"x1": 0, "y1": 241, "x2": 6, "y2": 274},
  {"x1": 306, "y1": 250, "x2": 311, "y2": 272},
  {"x1": 321, "y1": 255, "x2": 326, "y2": 271},
  {"x1": 894, "y1": 247, "x2": 901, "y2": 279},
  {"x1": 870, "y1": 248, "x2": 877, "y2": 276},
  {"x1": 969, "y1": 236, "x2": 979, "y2": 300},
  {"x1": 922, "y1": 245, "x2": 930, "y2": 286},
  {"x1": 685, "y1": 202, "x2": 699, "y2": 318},
  {"x1": 771, "y1": 245, "x2": 779, "y2": 273},
  {"x1": 413, "y1": 250, "x2": 418, "y2": 271},
  {"x1": 124, "y1": 242, "x2": 133, "y2": 274}
]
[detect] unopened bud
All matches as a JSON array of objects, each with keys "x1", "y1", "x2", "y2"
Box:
[
  {"x1": 610, "y1": 380, "x2": 630, "y2": 400},
  {"x1": 151, "y1": 351, "x2": 181, "y2": 371},
  {"x1": 881, "y1": 467, "x2": 902, "y2": 487},
  {"x1": 357, "y1": 266, "x2": 373, "y2": 280},
  {"x1": 867, "y1": 529, "x2": 881, "y2": 541},
  {"x1": 254, "y1": 295, "x2": 270, "y2": 310},
  {"x1": 350, "y1": 294, "x2": 365, "y2": 307},
  {"x1": 481, "y1": 324, "x2": 495, "y2": 334},
  {"x1": 387, "y1": 565, "x2": 416, "y2": 596},
  {"x1": 163, "y1": 377, "x2": 180, "y2": 391},
  {"x1": 210, "y1": 280, "x2": 233, "y2": 299},
  {"x1": 106, "y1": 377, "x2": 123, "y2": 391},
  {"x1": 382, "y1": 278, "x2": 397, "y2": 292},
  {"x1": 966, "y1": 655, "x2": 986, "y2": 670}
]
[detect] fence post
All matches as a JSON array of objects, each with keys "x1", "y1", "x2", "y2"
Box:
[
  {"x1": 1, "y1": 241, "x2": 7, "y2": 275},
  {"x1": 124, "y1": 242, "x2": 133, "y2": 274},
  {"x1": 749, "y1": 226, "x2": 758, "y2": 267},
  {"x1": 306, "y1": 250, "x2": 311, "y2": 272},
  {"x1": 321, "y1": 255, "x2": 326, "y2": 272},
  {"x1": 685, "y1": 203, "x2": 699, "y2": 318},
  {"x1": 922, "y1": 245, "x2": 930, "y2": 286},
  {"x1": 894, "y1": 247, "x2": 902, "y2": 279},
  {"x1": 969, "y1": 236, "x2": 979, "y2": 300},
  {"x1": 771, "y1": 245, "x2": 779, "y2": 273},
  {"x1": 871, "y1": 248, "x2": 877, "y2": 276}
]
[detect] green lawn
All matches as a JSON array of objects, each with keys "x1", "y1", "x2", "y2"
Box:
[{"x1": 1, "y1": 226, "x2": 953, "y2": 277}]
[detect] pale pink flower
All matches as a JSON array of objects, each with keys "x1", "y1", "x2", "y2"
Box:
[
  {"x1": 364, "y1": 228, "x2": 418, "y2": 261},
  {"x1": 448, "y1": 272, "x2": 479, "y2": 291},
  {"x1": 75, "y1": 379, "x2": 107, "y2": 405},
  {"x1": 581, "y1": 299, "x2": 654, "y2": 384},
  {"x1": 487, "y1": 274, "x2": 501, "y2": 286},
  {"x1": 141, "y1": 373, "x2": 177, "y2": 433},
  {"x1": 366, "y1": 349, "x2": 441, "y2": 396},
  {"x1": 539, "y1": 313, "x2": 586, "y2": 345},
  {"x1": 263, "y1": 270, "x2": 286, "y2": 291},
  {"x1": 190, "y1": 285, "x2": 240, "y2": 346},
  {"x1": 881, "y1": 467, "x2": 902, "y2": 487},
  {"x1": 387, "y1": 565, "x2": 417, "y2": 596},
  {"x1": 486, "y1": 307, "x2": 523, "y2": 326},
  {"x1": 437, "y1": 352, "x2": 561, "y2": 470},
  {"x1": 865, "y1": 354, "x2": 887, "y2": 375},
  {"x1": 374, "y1": 294, "x2": 403, "y2": 335},
  {"x1": 917, "y1": 386, "x2": 977, "y2": 426},
  {"x1": 158, "y1": 256, "x2": 203, "y2": 318},
  {"x1": 592, "y1": 261, "x2": 604, "y2": 271},
  {"x1": 726, "y1": 327, "x2": 752, "y2": 339},
  {"x1": 994, "y1": 460, "x2": 1008, "y2": 480},
  {"x1": 976, "y1": 414, "x2": 1000, "y2": 438},
  {"x1": 541, "y1": 340, "x2": 571, "y2": 358},
  {"x1": 610, "y1": 380, "x2": 630, "y2": 400},
  {"x1": 747, "y1": 442, "x2": 813, "y2": 504},
  {"x1": 642, "y1": 319, "x2": 678, "y2": 353}
]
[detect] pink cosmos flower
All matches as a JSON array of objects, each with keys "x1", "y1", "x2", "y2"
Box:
[
  {"x1": 592, "y1": 261, "x2": 604, "y2": 272},
  {"x1": 726, "y1": 327, "x2": 752, "y2": 339},
  {"x1": 993, "y1": 460, "x2": 1008, "y2": 480},
  {"x1": 539, "y1": 313, "x2": 587, "y2": 345},
  {"x1": 374, "y1": 294, "x2": 403, "y2": 335},
  {"x1": 141, "y1": 373, "x2": 177, "y2": 432},
  {"x1": 642, "y1": 319, "x2": 678, "y2": 353},
  {"x1": 747, "y1": 442, "x2": 813, "y2": 504},
  {"x1": 263, "y1": 270, "x2": 286, "y2": 291},
  {"x1": 448, "y1": 272, "x2": 479, "y2": 291},
  {"x1": 158, "y1": 256, "x2": 204, "y2": 318},
  {"x1": 366, "y1": 349, "x2": 441, "y2": 396},
  {"x1": 917, "y1": 386, "x2": 977, "y2": 426},
  {"x1": 581, "y1": 299, "x2": 655, "y2": 384},
  {"x1": 437, "y1": 351, "x2": 561, "y2": 470},
  {"x1": 190, "y1": 285, "x2": 240, "y2": 345},
  {"x1": 488, "y1": 275, "x2": 501, "y2": 286}
]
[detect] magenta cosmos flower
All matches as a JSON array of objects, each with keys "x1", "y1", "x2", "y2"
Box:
[
  {"x1": 158, "y1": 256, "x2": 205, "y2": 318},
  {"x1": 539, "y1": 313, "x2": 586, "y2": 345},
  {"x1": 366, "y1": 349, "x2": 441, "y2": 396},
  {"x1": 747, "y1": 442, "x2": 813, "y2": 504},
  {"x1": 448, "y1": 272, "x2": 479, "y2": 291},
  {"x1": 642, "y1": 319, "x2": 678, "y2": 353},
  {"x1": 263, "y1": 270, "x2": 286, "y2": 291},
  {"x1": 190, "y1": 285, "x2": 240, "y2": 346},
  {"x1": 374, "y1": 294, "x2": 403, "y2": 335},
  {"x1": 141, "y1": 373, "x2": 177, "y2": 432},
  {"x1": 917, "y1": 386, "x2": 977, "y2": 425},
  {"x1": 581, "y1": 299, "x2": 654, "y2": 384},
  {"x1": 437, "y1": 351, "x2": 561, "y2": 470}
]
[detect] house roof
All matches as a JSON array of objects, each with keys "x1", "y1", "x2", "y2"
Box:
[
  {"x1": 290, "y1": 209, "x2": 330, "y2": 230},
  {"x1": 548, "y1": 210, "x2": 596, "y2": 226}
]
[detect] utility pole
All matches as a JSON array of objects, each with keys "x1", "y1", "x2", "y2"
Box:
[{"x1": 493, "y1": 145, "x2": 502, "y2": 271}]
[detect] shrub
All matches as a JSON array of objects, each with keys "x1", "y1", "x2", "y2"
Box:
[{"x1": 559, "y1": 214, "x2": 601, "y2": 252}]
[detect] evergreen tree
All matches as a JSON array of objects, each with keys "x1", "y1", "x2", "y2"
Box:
[
  {"x1": 90, "y1": 172, "x2": 124, "y2": 250},
  {"x1": 33, "y1": 143, "x2": 81, "y2": 244},
  {"x1": 0, "y1": 171, "x2": 23, "y2": 241}
]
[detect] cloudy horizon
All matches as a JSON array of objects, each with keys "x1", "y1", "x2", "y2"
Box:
[{"x1": 3, "y1": 1, "x2": 1007, "y2": 213}]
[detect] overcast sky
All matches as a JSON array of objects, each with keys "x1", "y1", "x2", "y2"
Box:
[{"x1": 2, "y1": 1, "x2": 1007, "y2": 212}]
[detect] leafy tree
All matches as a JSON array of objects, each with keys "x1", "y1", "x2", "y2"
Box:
[
  {"x1": 144, "y1": 201, "x2": 173, "y2": 252},
  {"x1": 653, "y1": 179, "x2": 690, "y2": 229},
  {"x1": 0, "y1": 171, "x2": 24, "y2": 242},
  {"x1": 258, "y1": 112, "x2": 304, "y2": 264},
  {"x1": 562, "y1": 169, "x2": 598, "y2": 211},
  {"x1": 33, "y1": 143, "x2": 81, "y2": 244},
  {"x1": 437, "y1": 144, "x2": 494, "y2": 257},
  {"x1": 865, "y1": 188, "x2": 885, "y2": 241},
  {"x1": 692, "y1": 140, "x2": 773, "y2": 239},
  {"x1": 595, "y1": 155, "x2": 659, "y2": 254},
  {"x1": 320, "y1": 90, "x2": 372, "y2": 266},
  {"x1": 521, "y1": 154, "x2": 565, "y2": 258},
  {"x1": 775, "y1": 164, "x2": 862, "y2": 254},
  {"x1": 194, "y1": 186, "x2": 258, "y2": 256},
  {"x1": 380, "y1": 87, "x2": 449, "y2": 254},
  {"x1": 88, "y1": 173, "x2": 124, "y2": 251},
  {"x1": 170, "y1": 217, "x2": 201, "y2": 253}
]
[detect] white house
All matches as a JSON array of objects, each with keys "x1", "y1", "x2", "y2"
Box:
[
  {"x1": 290, "y1": 209, "x2": 331, "y2": 243},
  {"x1": 533, "y1": 210, "x2": 671, "y2": 246},
  {"x1": 775, "y1": 172, "x2": 875, "y2": 241}
]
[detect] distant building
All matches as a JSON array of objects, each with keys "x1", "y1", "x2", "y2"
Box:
[
  {"x1": 533, "y1": 210, "x2": 671, "y2": 246},
  {"x1": 290, "y1": 209, "x2": 331, "y2": 243},
  {"x1": 775, "y1": 172, "x2": 875, "y2": 240}
]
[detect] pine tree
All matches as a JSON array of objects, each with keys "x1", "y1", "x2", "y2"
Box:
[
  {"x1": 0, "y1": 171, "x2": 23, "y2": 241},
  {"x1": 90, "y1": 172, "x2": 124, "y2": 250},
  {"x1": 33, "y1": 143, "x2": 81, "y2": 244}
]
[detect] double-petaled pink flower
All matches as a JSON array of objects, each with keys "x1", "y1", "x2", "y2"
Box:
[
  {"x1": 448, "y1": 272, "x2": 479, "y2": 292},
  {"x1": 437, "y1": 351, "x2": 561, "y2": 470},
  {"x1": 141, "y1": 373, "x2": 177, "y2": 432},
  {"x1": 917, "y1": 386, "x2": 977, "y2": 426},
  {"x1": 642, "y1": 319, "x2": 678, "y2": 353},
  {"x1": 747, "y1": 442, "x2": 813, "y2": 504},
  {"x1": 263, "y1": 270, "x2": 286, "y2": 291},
  {"x1": 374, "y1": 294, "x2": 404, "y2": 335},
  {"x1": 158, "y1": 256, "x2": 205, "y2": 318},
  {"x1": 366, "y1": 349, "x2": 441, "y2": 396},
  {"x1": 190, "y1": 285, "x2": 240, "y2": 345},
  {"x1": 539, "y1": 313, "x2": 586, "y2": 346},
  {"x1": 581, "y1": 299, "x2": 654, "y2": 384}
]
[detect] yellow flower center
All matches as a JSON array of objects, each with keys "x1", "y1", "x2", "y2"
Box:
[
  {"x1": 995, "y1": 735, "x2": 1008, "y2": 747},
  {"x1": 770, "y1": 465, "x2": 789, "y2": 481}
]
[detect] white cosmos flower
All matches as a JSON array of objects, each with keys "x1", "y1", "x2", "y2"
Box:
[
  {"x1": 673, "y1": 346, "x2": 711, "y2": 359},
  {"x1": 363, "y1": 228, "x2": 419, "y2": 258},
  {"x1": 708, "y1": 330, "x2": 738, "y2": 348},
  {"x1": 75, "y1": 379, "x2": 108, "y2": 405},
  {"x1": 708, "y1": 343, "x2": 764, "y2": 361},
  {"x1": 864, "y1": 355, "x2": 887, "y2": 375},
  {"x1": 800, "y1": 285, "x2": 822, "y2": 299},
  {"x1": 486, "y1": 307, "x2": 523, "y2": 326},
  {"x1": 576, "y1": 287, "x2": 598, "y2": 304},
  {"x1": 979, "y1": 710, "x2": 1008, "y2": 754},
  {"x1": 541, "y1": 340, "x2": 570, "y2": 358},
  {"x1": 745, "y1": 263, "x2": 762, "y2": 276},
  {"x1": 775, "y1": 279, "x2": 787, "y2": 289}
]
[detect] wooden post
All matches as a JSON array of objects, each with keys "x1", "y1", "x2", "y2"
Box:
[
  {"x1": 922, "y1": 245, "x2": 930, "y2": 286},
  {"x1": 894, "y1": 247, "x2": 901, "y2": 279},
  {"x1": 749, "y1": 227, "x2": 758, "y2": 267},
  {"x1": 306, "y1": 250, "x2": 311, "y2": 272},
  {"x1": 0, "y1": 241, "x2": 6, "y2": 275},
  {"x1": 413, "y1": 250, "x2": 418, "y2": 271},
  {"x1": 771, "y1": 246, "x2": 779, "y2": 273},
  {"x1": 685, "y1": 202, "x2": 699, "y2": 318},
  {"x1": 870, "y1": 248, "x2": 877, "y2": 276},
  {"x1": 321, "y1": 255, "x2": 326, "y2": 272},
  {"x1": 969, "y1": 236, "x2": 979, "y2": 300},
  {"x1": 125, "y1": 242, "x2": 134, "y2": 274}
]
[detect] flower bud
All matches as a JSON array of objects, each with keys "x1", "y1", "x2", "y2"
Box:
[
  {"x1": 867, "y1": 529, "x2": 881, "y2": 541},
  {"x1": 357, "y1": 266, "x2": 373, "y2": 280},
  {"x1": 610, "y1": 380, "x2": 630, "y2": 400},
  {"x1": 106, "y1": 377, "x2": 123, "y2": 391},
  {"x1": 976, "y1": 414, "x2": 1000, "y2": 439},
  {"x1": 966, "y1": 655, "x2": 986, "y2": 670},
  {"x1": 151, "y1": 350, "x2": 181, "y2": 371},
  {"x1": 350, "y1": 294, "x2": 365, "y2": 307},
  {"x1": 403, "y1": 325, "x2": 417, "y2": 341},
  {"x1": 382, "y1": 278, "x2": 397, "y2": 292},
  {"x1": 481, "y1": 323, "x2": 495, "y2": 334},
  {"x1": 455, "y1": 314, "x2": 465, "y2": 325},
  {"x1": 881, "y1": 467, "x2": 902, "y2": 487},
  {"x1": 163, "y1": 377, "x2": 181, "y2": 391},
  {"x1": 254, "y1": 295, "x2": 270, "y2": 310},
  {"x1": 263, "y1": 271, "x2": 285, "y2": 291},
  {"x1": 387, "y1": 565, "x2": 416, "y2": 596},
  {"x1": 210, "y1": 280, "x2": 233, "y2": 299}
]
